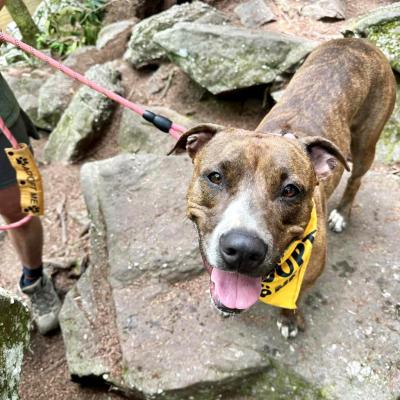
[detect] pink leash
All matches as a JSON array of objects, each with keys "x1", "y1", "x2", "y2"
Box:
[{"x1": 0, "y1": 31, "x2": 188, "y2": 230}]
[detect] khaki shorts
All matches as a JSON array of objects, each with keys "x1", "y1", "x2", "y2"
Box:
[{"x1": 0, "y1": 110, "x2": 37, "y2": 189}]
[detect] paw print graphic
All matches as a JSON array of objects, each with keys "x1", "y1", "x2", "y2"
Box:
[
  {"x1": 16, "y1": 157, "x2": 28, "y2": 166},
  {"x1": 24, "y1": 205, "x2": 40, "y2": 214}
]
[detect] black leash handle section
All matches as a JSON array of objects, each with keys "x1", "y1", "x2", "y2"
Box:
[{"x1": 143, "y1": 110, "x2": 173, "y2": 133}]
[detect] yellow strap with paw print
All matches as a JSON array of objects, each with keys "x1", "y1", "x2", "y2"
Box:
[{"x1": 5, "y1": 144, "x2": 44, "y2": 216}]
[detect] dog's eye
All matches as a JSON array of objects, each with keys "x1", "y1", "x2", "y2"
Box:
[
  {"x1": 207, "y1": 172, "x2": 223, "y2": 185},
  {"x1": 282, "y1": 184, "x2": 300, "y2": 198}
]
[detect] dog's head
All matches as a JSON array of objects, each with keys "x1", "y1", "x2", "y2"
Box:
[{"x1": 170, "y1": 124, "x2": 349, "y2": 314}]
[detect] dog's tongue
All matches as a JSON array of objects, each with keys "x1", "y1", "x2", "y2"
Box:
[{"x1": 211, "y1": 269, "x2": 261, "y2": 310}]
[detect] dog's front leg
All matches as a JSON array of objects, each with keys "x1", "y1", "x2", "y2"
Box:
[{"x1": 277, "y1": 308, "x2": 306, "y2": 339}]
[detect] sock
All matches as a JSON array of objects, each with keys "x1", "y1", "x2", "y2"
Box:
[{"x1": 21, "y1": 265, "x2": 43, "y2": 288}]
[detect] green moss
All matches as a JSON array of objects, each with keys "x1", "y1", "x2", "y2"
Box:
[
  {"x1": 0, "y1": 291, "x2": 30, "y2": 400},
  {"x1": 133, "y1": 361, "x2": 332, "y2": 400},
  {"x1": 217, "y1": 362, "x2": 333, "y2": 400},
  {"x1": 366, "y1": 19, "x2": 400, "y2": 73}
]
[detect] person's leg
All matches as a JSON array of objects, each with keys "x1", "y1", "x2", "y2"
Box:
[
  {"x1": 0, "y1": 183, "x2": 43, "y2": 269},
  {"x1": 0, "y1": 182, "x2": 61, "y2": 335},
  {"x1": 0, "y1": 112, "x2": 61, "y2": 334}
]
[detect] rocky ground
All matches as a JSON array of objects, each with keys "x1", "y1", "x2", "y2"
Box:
[{"x1": 0, "y1": 0, "x2": 399, "y2": 399}]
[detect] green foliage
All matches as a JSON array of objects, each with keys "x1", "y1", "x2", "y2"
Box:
[{"x1": 36, "y1": 0, "x2": 106, "y2": 57}]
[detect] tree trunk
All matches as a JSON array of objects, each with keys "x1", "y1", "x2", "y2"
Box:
[{"x1": 5, "y1": 0, "x2": 40, "y2": 47}]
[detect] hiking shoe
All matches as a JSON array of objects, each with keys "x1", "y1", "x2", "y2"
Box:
[{"x1": 21, "y1": 273, "x2": 61, "y2": 335}]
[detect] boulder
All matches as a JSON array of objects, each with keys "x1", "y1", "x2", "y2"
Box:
[
  {"x1": 44, "y1": 62, "x2": 123, "y2": 163},
  {"x1": 234, "y1": 0, "x2": 276, "y2": 28},
  {"x1": 80, "y1": 154, "x2": 203, "y2": 288},
  {"x1": 123, "y1": 2, "x2": 229, "y2": 68},
  {"x1": 60, "y1": 152, "x2": 400, "y2": 398},
  {"x1": 38, "y1": 46, "x2": 102, "y2": 130},
  {"x1": 118, "y1": 106, "x2": 198, "y2": 154},
  {"x1": 0, "y1": 288, "x2": 30, "y2": 400},
  {"x1": 301, "y1": 0, "x2": 346, "y2": 21},
  {"x1": 342, "y1": 3, "x2": 400, "y2": 73},
  {"x1": 154, "y1": 23, "x2": 316, "y2": 94},
  {"x1": 96, "y1": 20, "x2": 136, "y2": 50},
  {"x1": 377, "y1": 81, "x2": 400, "y2": 164}
]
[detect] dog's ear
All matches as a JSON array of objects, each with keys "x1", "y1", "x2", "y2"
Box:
[
  {"x1": 301, "y1": 136, "x2": 350, "y2": 180},
  {"x1": 168, "y1": 124, "x2": 224, "y2": 159}
]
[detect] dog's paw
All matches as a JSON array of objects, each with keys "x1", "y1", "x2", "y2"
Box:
[
  {"x1": 328, "y1": 209, "x2": 347, "y2": 233},
  {"x1": 277, "y1": 318, "x2": 298, "y2": 339}
]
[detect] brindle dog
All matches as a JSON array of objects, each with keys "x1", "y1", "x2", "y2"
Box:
[{"x1": 170, "y1": 38, "x2": 396, "y2": 338}]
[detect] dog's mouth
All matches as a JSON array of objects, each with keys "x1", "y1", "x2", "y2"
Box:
[{"x1": 203, "y1": 258, "x2": 262, "y2": 314}]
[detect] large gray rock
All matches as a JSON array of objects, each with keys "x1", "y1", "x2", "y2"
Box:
[
  {"x1": 61, "y1": 152, "x2": 400, "y2": 398},
  {"x1": 301, "y1": 0, "x2": 346, "y2": 21},
  {"x1": 154, "y1": 23, "x2": 316, "y2": 94},
  {"x1": 342, "y1": 3, "x2": 400, "y2": 73},
  {"x1": 118, "y1": 106, "x2": 198, "y2": 154},
  {"x1": 96, "y1": 20, "x2": 136, "y2": 50},
  {"x1": 0, "y1": 289, "x2": 30, "y2": 400},
  {"x1": 123, "y1": 2, "x2": 229, "y2": 68},
  {"x1": 234, "y1": 0, "x2": 276, "y2": 28},
  {"x1": 377, "y1": 81, "x2": 400, "y2": 164},
  {"x1": 80, "y1": 155, "x2": 203, "y2": 288},
  {"x1": 44, "y1": 62, "x2": 123, "y2": 163},
  {"x1": 38, "y1": 46, "x2": 102, "y2": 130}
]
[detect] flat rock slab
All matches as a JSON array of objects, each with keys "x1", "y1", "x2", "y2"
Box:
[
  {"x1": 342, "y1": 3, "x2": 400, "y2": 73},
  {"x1": 80, "y1": 154, "x2": 204, "y2": 288},
  {"x1": 61, "y1": 153, "x2": 400, "y2": 399},
  {"x1": 123, "y1": 2, "x2": 229, "y2": 68},
  {"x1": 0, "y1": 289, "x2": 30, "y2": 400},
  {"x1": 154, "y1": 23, "x2": 316, "y2": 94}
]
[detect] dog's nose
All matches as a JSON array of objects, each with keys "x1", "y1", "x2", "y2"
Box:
[{"x1": 219, "y1": 230, "x2": 267, "y2": 271}]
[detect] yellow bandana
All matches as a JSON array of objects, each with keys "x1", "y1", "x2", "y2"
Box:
[{"x1": 259, "y1": 202, "x2": 317, "y2": 310}]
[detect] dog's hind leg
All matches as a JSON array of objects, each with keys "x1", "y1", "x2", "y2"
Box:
[
  {"x1": 329, "y1": 48, "x2": 396, "y2": 233},
  {"x1": 329, "y1": 86, "x2": 395, "y2": 233}
]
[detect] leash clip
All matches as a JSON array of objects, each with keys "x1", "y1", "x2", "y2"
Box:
[{"x1": 142, "y1": 110, "x2": 173, "y2": 133}]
